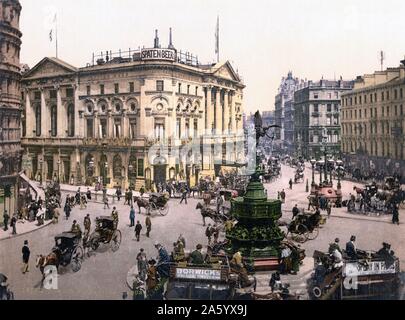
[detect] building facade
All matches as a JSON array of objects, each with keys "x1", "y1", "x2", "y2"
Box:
[
  {"x1": 21, "y1": 35, "x2": 245, "y2": 190},
  {"x1": 0, "y1": 0, "x2": 22, "y2": 224},
  {"x1": 274, "y1": 72, "x2": 301, "y2": 154},
  {"x1": 294, "y1": 79, "x2": 354, "y2": 160},
  {"x1": 341, "y1": 59, "x2": 405, "y2": 176}
]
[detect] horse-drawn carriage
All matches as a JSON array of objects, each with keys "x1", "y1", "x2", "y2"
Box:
[
  {"x1": 89, "y1": 216, "x2": 122, "y2": 252},
  {"x1": 135, "y1": 193, "x2": 170, "y2": 216},
  {"x1": 294, "y1": 168, "x2": 304, "y2": 184},
  {"x1": 52, "y1": 232, "x2": 84, "y2": 272},
  {"x1": 287, "y1": 211, "x2": 324, "y2": 243}
]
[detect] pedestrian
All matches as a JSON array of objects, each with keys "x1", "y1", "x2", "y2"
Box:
[
  {"x1": 103, "y1": 195, "x2": 110, "y2": 209},
  {"x1": 180, "y1": 186, "x2": 188, "y2": 204},
  {"x1": 3, "y1": 210, "x2": 9, "y2": 231},
  {"x1": 136, "y1": 248, "x2": 148, "y2": 281},
  {"x1": 178, "y1": 234, "x2": 186, "y2": 249},
  {"x1": 145, "y1": 214, "x2": 152, "y2": 238},
  {"x1": 280, "y1": 189, "x2": 286, "y2": 204},
  {"x1": 326, "y1": 201, "x2": 332, "y2": 218},
  {"x1": 116, "y1": 187, "x2": 122, "y2": 201},
  {"x1": 10, "y1": 215, "x2": 17, "y2": 235},
  {"x1": 80, "y1": 195, "x2": 87, "y2": 210},
  {"x1": 205, "y1": 224, "x2": 212, "y2": 245},
  {"x1": 111, "y1": 207, "x2": 119, "y2": 229},
  {"x1": 129, "y1": 206, "x2": 135, "y2": 227},
  {"x1": 128, "y1": 189, "x2": 133, "y2": 206},
  {"x1": 289, "y1": 179, "x2": 293, "y2": 190},
  {"x1": 52, "y1": 207, "x2": 60, "y2": 224},
  {"x1": 212, "y1": 224, "x2": 220, "y2": 244},
  {"x1": 392, "y1": 204, "x2": 400, "y2": 225},
  {"x1": 64, "y1": 202, "x2": 71, "y2": 220},
  {"x1": 135, "y1": 221, "x2": 142, "y2": 241},
  {"x1": 86, "y1": 188, "x2": 92, "y2": 200},
  {"x1": 84, "y1": 214, "x2": 91, "y2": 234},
  {"x1": 124, "y1": 189, "x2": 130, "y2": 205},
  {"x1": 22, "y1": 240, "x2": 30, "y2": 274},
  {"x1": 292, "y1": 204, "x2": 300, "y2": 219}
]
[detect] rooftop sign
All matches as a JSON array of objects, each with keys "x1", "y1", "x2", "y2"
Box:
[{"x1": 141, "y1": 48, "x2": 176, "y2": 62}]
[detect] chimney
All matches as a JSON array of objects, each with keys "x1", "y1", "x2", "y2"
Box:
[
  {"x1": 154, "y1": 29, "x2": 160, "y2": 48},
  {"x1": 168, "y1": 28, "x2": 175, "y2": 49}
]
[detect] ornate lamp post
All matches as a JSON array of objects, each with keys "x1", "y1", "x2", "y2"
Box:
[
  {"x1": 39, "y1": 157, "x2": 43, "y2": 187},
  {"x1": 57, "y1": 159, "x2": 61, "y2": 183},
  {"x1": 329, "y1": 158, "x2": 335, "y2": 186},
  {"x1": 310, "y1": 158, "x2": 316, "y2": 187},
  {"x1": 104, "y1": 162, "x2": 108, "y2": 187},
  {"x1": 336, "y1": 159, "x2": 344, "y2": 190}
]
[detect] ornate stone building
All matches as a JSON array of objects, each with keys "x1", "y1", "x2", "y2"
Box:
[
  {"x1": 21, "y1": 33, "x2": 245, "y2": 190},
  {"x1": 0, "y1": 0, "x2": 22, "y2": 224},
  {"x1": 293, "y1": 79, "x2": 354, "y2": 160},
  {"x1": 274, "y1": 72, "x2": 301, "y2": 154},
  {"x1": 341, "y1": 58, "x2": 405, "y2": 176}
]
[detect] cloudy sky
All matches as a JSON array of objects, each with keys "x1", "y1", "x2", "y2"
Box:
[{"x1": 20, "y1": 0, "x2": 405, "y2": 113}]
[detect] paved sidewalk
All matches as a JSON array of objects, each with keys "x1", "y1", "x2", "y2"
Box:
[{"x1": 0, "y1": 219, "x2": 52, "y2": 241}]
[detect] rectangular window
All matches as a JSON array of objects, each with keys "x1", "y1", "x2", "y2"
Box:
[
  {"x1": 130, "y1": 121, "x2": 136, "y2": 139},
  {"x1": 100, "y1": 119, "x2": 107, "y2": 138},
  {"x1": 156, "y1": 80, "x2": 164, "y2": 92},
  {"x1": 114, "y1": 119, "x2": 121, "y2": 138},
  {"x1": 137, "y1": 159, "x2": 144, "y2": 177},
  {"x1": 50, "y1": 90, "x2": 57, "y2": 99},
  {"x1": 359, "y1": 96, "x2": 362, "y2": 104},
  {"x1": 400, "y1": 88, "x2": 403, "y2": 99},
  {"x1": 359, "y1": 109, "x2": 362, "y2": 118},
  {"x1": 327, "y1": 104, "x2": 332, "y2": 112},
  {"x1": 178, "y1": 83, "x2": 181, "y2": 94},
  {"x1": 154, "y1": 119, "x2": 165, "y2": 140},
  {"x1": 86, "y1": 119, "x2": 94, "y2": 138},
  {"x1": 66, "y1": 88, "x2": 74, "y2": 98},
  {"x1": 176, "y1": 118, "x2": 181, "y2": 139},
  {"x1": 34, "y1": 91, "x2": 41, "y2": 100},
  {"x1": 370, "y1": 94, "x2": 373, "y2": 103},
  {"x1": 195, "y1": 87, "x2": 198, "y2": 96},
  {"x1": 314, "y1": 93, "x2": 319, "y2": 99},
  {"x1": 313, "y1": 104, "x2": 319, "y2": 113},
  {"x1": 100, "y1": 84, "x2": 105, "y2": 95},
  {"x1": 187, "y1": 85, "x2": 190, "y2": 95},
  {"x1": 114, "y1": 83, "x2": 119, "y2": 94},
  {"x1": 395, "y1": 105, "x2": 398, "y2": 116},
  {"x1": 129, "y1": 82, "x2": 134, "y2": 93},
  {"x1": 387, "y1": 91, "x2": 389, "y2": 100},
  {"x1": 395, "y1": 89, "x2": 398, "y2": 99},
  {"x1": 364, "y1": 95, "x2": 367, "y2": 104},
  {"x1": 401, "y1": 105, "x2": 403, "y2": 116},
  {"x1": 86, "y1": 85, "x2": 91, "y2": 96}
]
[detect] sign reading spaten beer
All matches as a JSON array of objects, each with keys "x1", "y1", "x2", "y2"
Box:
[
  {"x1": 175, "y1": 268, "x2": 222, "y2": 281},
  {"x1": 141, "y1": 48, "x2": 176, "y2": 61}
]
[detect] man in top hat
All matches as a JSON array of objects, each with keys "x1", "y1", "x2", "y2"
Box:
[
  {"x1": 22, "y1": 240, "x2": 30, "y2": 274},
  {"x1": 345, "y1": 235, "x2": 357, "y2": 260}
]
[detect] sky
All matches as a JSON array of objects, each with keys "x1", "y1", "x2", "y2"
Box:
[{"x1": 19, "y1": 0, "x2": 405, "y2": 113}]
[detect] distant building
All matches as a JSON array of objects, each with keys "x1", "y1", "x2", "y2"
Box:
[
  {"x1": 341, "y1": 58, "x2": 405, "y2": 176},
  {"x1": 0, "y1": 0, "x2": 22, "y2": 224},
  {"x1": 294, "y1": 79, "x2": 354, "y2": 159},
  {"x1": 262, "y1": 110, "x2": 275, "y2": 127},
  {"x1": 274, "y1": 72, "x2": 301, "y2": 154}
]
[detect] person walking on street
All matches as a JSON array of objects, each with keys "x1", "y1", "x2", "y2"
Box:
[
  {"x1": 392, "y1": 204, "x2": 400, "y2": 225},
  {"x1": 289, "y1": 179, "x2": 293, "y2": 190},
  {"x1": 129, "y1": 206, "x2": 135, "y2": 227},
  {"x1": 205, "y1": 224, "x2": 212, "y2": 245},
  {"x1": 116, "y1": 187, "x2": 122, "y2": 202},
  {"x1": 327, "y1": 201, "x2": 332, "y2": 218},
  {"x1": 137, "y1": 248, "x2": 148, "y2": 281},
  {"x1": 111, "y1": 207, "x2": 119, "y2": 230},
  {"x1": 3, "y1": 210, "x2": 9, "y2": 231},
  {"x1": 86, "y1": 188, "x2": 92, "y2": 200},
  {"x1": 128, "y1": 189, "x2": 133, "y2": 206},
  {"x1": 280, "y1": 189, "x2": 286, "y2": 204},
  {"x1": 10, "y1": 215, "x2": 17, "y2": 235},
  {"x1": 84, "y1": 214, "x2": 91, "y2": 235},
  {"x1": 64, "y1": 202, "x2": 71, "y2": 220},
  {"x1": 103, "y1": 194, "x2": 110, "y2": 209},
  {"x1": 292, "y1": 204, "x2": 300, "y2": 219},
  {"x1": 180, "y1": 186, "x2": 188, "y2": 204},
  {"x1": 22, "y1": 240, "x2": 30, "y2": 274},
  {"x1": 145, "y1": 214, "x2": 152, "y2": 238},
  {"x1": 135, "y1": 221, "x2": 142, "y2": 241}
]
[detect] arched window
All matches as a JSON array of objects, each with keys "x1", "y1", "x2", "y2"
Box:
[
  {"x1": 67, "y1": 104, "x2": 75, "y2": 137},
  {"x1": 113, "y1": 154, "x2": 122, "y2": 178},
  {"x1": 51, "y1": 105, "x2": 57, "y2": 137},
  {"x1": 35, "y1": 104, "x2": 41, "y2": 136}
]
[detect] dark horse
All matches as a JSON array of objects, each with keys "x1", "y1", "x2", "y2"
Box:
[
  {"x1": 196, "y1": 202, "x2": 221, "y2": 226},
  {"x1": 134, "y1": 196, "x2": 150, "y2": 214}
]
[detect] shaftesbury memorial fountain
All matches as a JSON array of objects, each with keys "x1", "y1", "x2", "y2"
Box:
[{"x1": 226, "y1": 111, "x2": 284, "y2": 270}]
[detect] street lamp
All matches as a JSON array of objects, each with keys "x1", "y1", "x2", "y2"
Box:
[
  {"x1": 39, "y1": 158, "x2": 43, "y2": 186},
  {"x1": 336, "y1": 159, "x2": 344, "y2": 190},
  {"x1": 57, "y1": 159, "x2": 61, "y2": 183},
  {"x1": 310, "y1": 158, "x2": 316, "y2": 187},
  {"x1": 329, "y1": 158, "x2": 335, "y2": 186},
  {"x1": 104, "y1": 162, "x2": 108, "y2": 187}
]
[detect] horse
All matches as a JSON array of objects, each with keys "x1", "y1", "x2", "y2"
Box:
[
  {"x1": 36, "y1": 253, "x2": 59, "y2": 287},
  {"x1": 134, "y1": 196, "x2": 150, "y2": 214},
  {"x1": 196, "y1": 202, "x2": 220, "y2": 226}
]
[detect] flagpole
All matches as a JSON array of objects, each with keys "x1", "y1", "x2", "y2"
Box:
[{"x1": 55, "y1": 14, "x2": 58, "y2": 58}]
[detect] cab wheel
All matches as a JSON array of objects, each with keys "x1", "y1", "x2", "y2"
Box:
[
  {"x1": 111, "y1": 230, "x2": 121, "y2": 252},
  {"x1": 71, "y1": 246, "x2": 83, "y2": 273}
]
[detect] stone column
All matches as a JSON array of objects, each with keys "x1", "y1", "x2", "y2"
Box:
[
  {"x1": 74, "y1": 85, "x2": 81, "y2": 138},
  {"x1": 108, "y1": 111, "x2": 114, "y2": 138},
  {"x1": 223, "y1": 89, "x2": 229, "y2": 134},
  {"x1": 25, "y1": 90, "x2": 33, "y2": 138},
  {"x1": 206, "y1": 86, "x2": 212, "y2": 134},
  {"x1": 122, "y1": 112, "x2": 128, "y2": 138},
  {"x1": 94, "y1": 112, "x2": 99, "y2": 139},
  {"x1": 215, "y1": 88, "x2": 221, "y2": 134},
  {"x1": 56, "y1": 87, "x2": 65, "y2": 137},
  {"x1": 40, "y1": 88, "x2": 48, "y2": 137},
  {"x1": 230, "y1": 91, "x2": 236, "y2": 134}
]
